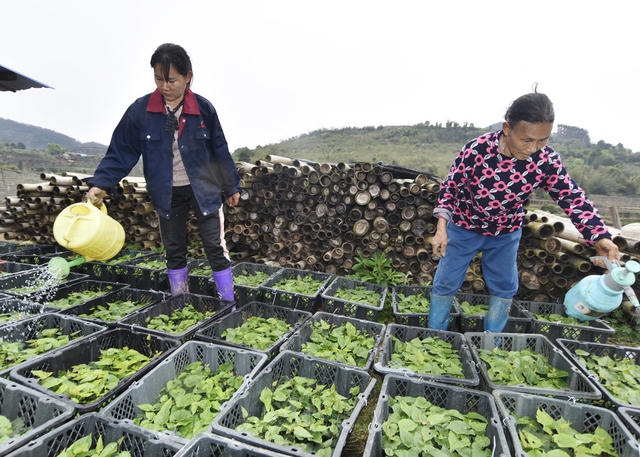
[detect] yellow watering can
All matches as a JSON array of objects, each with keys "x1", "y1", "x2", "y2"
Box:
[{"x1": 49, "y1": 202, "x2": 125, "y2": 278}]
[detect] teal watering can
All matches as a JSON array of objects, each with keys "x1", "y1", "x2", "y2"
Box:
[{"x1": 564, "y1": 256, "x2": 640, "y2": 321}]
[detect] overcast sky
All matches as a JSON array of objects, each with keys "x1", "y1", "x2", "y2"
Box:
[{"x1": 1, "y1": 0, "x2": 639, "y2": 154}]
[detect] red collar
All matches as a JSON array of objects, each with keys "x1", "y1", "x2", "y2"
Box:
[{"x1": 146, "y1": 88, "x2": 200, "y2": 115}]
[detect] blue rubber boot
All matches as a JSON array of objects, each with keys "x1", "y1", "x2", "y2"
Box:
[
  {"x1": 167, "y1": 267, "x2": 189, "y2": 296},
  {"x1": 485, "y1": 295, "x2": 512, "y2": 332},
  {"x1": 428, "y1": 294, "x2": 455, "y2": 330},
  {"x1": 212, "y1": 266, "x2": 235, "y2": 310}
]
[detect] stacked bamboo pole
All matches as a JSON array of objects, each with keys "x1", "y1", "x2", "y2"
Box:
[{"x1": 226, "y1": 155, "x2": 441, "y2": 284}]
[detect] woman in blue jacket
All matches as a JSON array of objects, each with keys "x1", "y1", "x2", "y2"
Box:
[{"x1": 85, "y1": 43, "x2": 240, "y2": 301}]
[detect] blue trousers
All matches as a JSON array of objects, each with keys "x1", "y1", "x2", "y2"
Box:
[{"x1": 432, "y1": 223, "x2": 522, "y2": 299}]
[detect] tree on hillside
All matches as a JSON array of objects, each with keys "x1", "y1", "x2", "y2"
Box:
[{"x1": 46, "y1": 143, "x2": 66, "y2": 156}]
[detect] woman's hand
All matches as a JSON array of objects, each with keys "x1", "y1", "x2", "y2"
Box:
[
  {"x1": 431, "y1": 217, "x2": 448, "y2": 259},
  {"x1": 594, "y1": 237, "x2": 621, "y2": 265},
  {"x1": 226, "y1": 192, "x2": 240, "y2": 207},
  {"x1": 85, "y1": 187, "x2": 107, "y2": 207}
]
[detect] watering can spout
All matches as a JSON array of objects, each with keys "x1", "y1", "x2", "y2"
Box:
[{"x1": 47, "y1": 256, "x2": 87, "y2": 279}]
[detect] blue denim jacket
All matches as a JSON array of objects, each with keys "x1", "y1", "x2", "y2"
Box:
[{"x1": 85, "y1": 88, "x2": 240, "y2": 219}]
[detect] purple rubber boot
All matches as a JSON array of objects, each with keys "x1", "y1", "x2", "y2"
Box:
[
  {"x1": 167, "y1": 266, "x2": 189, "y2": 296},
  {"x1": 212, "y1": 266, "x2": 235, "y2": 310}
]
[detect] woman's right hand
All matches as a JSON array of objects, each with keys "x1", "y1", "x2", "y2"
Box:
[
  {"x1": 430, "y1": 217, "x2": 448, "y2": 259},
  {"x1": 85, "y1": 187, "x2": 107, "y2": 207}
]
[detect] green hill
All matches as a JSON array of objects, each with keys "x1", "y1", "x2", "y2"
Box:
[
  {"x1": 233, "y1": 122, "x2": 640, "y2": 196},
  {"x1": 0, "y1": 117, "x2": 106, "y2": 155}
]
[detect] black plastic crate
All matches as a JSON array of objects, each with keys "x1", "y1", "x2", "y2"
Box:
[
  {"x1": 231, "y1": 262, "x2": 282, "y2": 306},
  {"x1": 0, "y1": 245, "x2": 66, "y2": 266},
  {"x1": 0, "y1": 261, "x2": 38, "y2": 278},
  {"x1": 0, "y1": 299, "x2": 50, "y2": 325},
  {"x1": 4, "y1": 413, "x2": 181, "y2": 457},
  {"x1": 465, "y1": 332, "x2": 601, "y2": 400},
  {"x1": 40, "y1": 279, "x2": 129, "y2": 310},
  {"x1": 0, "y1": 270, "x2": 88, "y2": 302},
  {"x1": 555, "y1": 339, "x2": 640, "y2": 409},
  {"x1": 196, "y1": 302, "x2": 312, "y2": 359},
  {"x1": 101, "y1": 341, "x2": 268, "y2": 444},
  {"x1": 58, "y1": 288, "x2": 167, "y2": 327},
  {"x1": 515, "y1": 300, "x2": 615, "y2": 343},
  {"x1": 184, "y1": 259, "x2": 214, "y2": 296},
  {"x1": 0, "y1": 377, "x2": 74, "y2": 456},
  {"x1": 0, "y1": 313, "x2": 106, "y2": 377},
  {"x1": 100, "y1": 249, "x2": 156, "y2": 266},
  {"x1": 362, "y1": 375, "x2": 509, "y2": 457},
  {"x1": 279, "y1": 311, "x2": 385, "y2": 371},
  {"x1": 119, "y1": 293, "x2": 230, "y2": 341},
  {"x1": 261, "y1": 268, "x2": 333, "y2": 312},
  {"x1": 320, "y1": 277, "x2": 386, "y2": 321},
  {"x1": 453, "y1": 292, "x2": 530, "y2": 333},
  {"x1": 391, "y1": 285, "x2": 459, "y2": 329},
  {"x1": 495, "y1": 390, "x2": 639, "y2": 457},
  {"x1": 10, "y1": 327, "x2": 181, "y2": 413},
  {"x1": 173, "y1": 433, "x2": 290, "y2": 457},
  {"x1": 375, "y1": 323, "x2": 479, "y2": 386},
  {"x1": 618, "y1": 407, "x2": 640, "y2": 442},
  {"x1": 107, "y1": 254, "x2": 169, "y2": 290},
  {"x1": 212, "y1": 351, "x2": 376, "y2": 457}
]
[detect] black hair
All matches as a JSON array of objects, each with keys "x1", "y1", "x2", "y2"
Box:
[
  {"x1": 505, "y1": 92, "x2": 555, "y2": 127},
  {"x1": 150, "y1": 43, "x2": 192, "y2": 82}
]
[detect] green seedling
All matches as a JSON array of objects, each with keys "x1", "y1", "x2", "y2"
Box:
[
  {"x1": 236, "y1": 376, "x2": 360, "y2": 457},
  {"x1": 382, "y1": 395, "x2": 491, "y2": 457},
  {"x1": 390, "y1": 336, "x2": 464, "y2": 378},
  {"x1": 145, "y1": 304, "x2": 216, "y2": 335},
  {"x1": 0, "y1": 328, "x2": 81, "y2": 370},
  {"x1": 222, "y1": 316, "x2": 291, "y2": 350},
  {"x1": 301, "y1": 319, "x2": 375, "y2": 367},
  {"x1": 396, "y1": 293, "x2": 430, "y2": 314},
  {"x1": 135, "y1": 361, "x2": 244, "y2": 439},
  {"x1": 333, "y1": 286, "x2": 381, "y2": 307},
  {"x1": 273, "y1": 275, "x2": 324, "y2": 295},
  {"x1": 235, "y1": 271, "x2": 270, "y2": 287},
  {"x1": 478, "y1": 348, "x2": 569, "y2": 389},
  {"x1": 32, "y1": 347, "x2": 154, "y2": 404},
  {"x1": 575, "y1": 349, "x2": 640, "y2": 405}
]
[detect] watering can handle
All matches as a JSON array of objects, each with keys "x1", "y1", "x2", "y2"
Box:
[
  {"x1": 589, "y1": 256, "x2": 620, "y2": 271},
  {"x1": 590, "y1": 256, "x2": 640, "y2": 308}
]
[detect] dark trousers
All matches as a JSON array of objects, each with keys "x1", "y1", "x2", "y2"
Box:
[{"x1": 159, "y1": 185, "x2": 230, "y2": 272}]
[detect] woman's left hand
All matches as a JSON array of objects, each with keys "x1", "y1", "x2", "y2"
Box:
[
  {"x1": 594, "y1": 237, "x2": 621, "y2": 263},
  {"x1": 226, "y1": 192, "x2": 240, "y2": 207}
]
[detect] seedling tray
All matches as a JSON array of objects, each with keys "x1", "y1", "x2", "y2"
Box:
[
  {"x1": 374, "y1": 323, "x2": 479, "y2": 386},
  {"x1": 0, "y1": 377, "x2": 74, "y2": 456},
  {"x1": 196, "y1": 301, "x2": 312, "y2": 359},
  {"x1": 113, "y1": 254, "x2": 169, "y2": 290},
  {"x1": 0, "y1": 313, "x2": 106, "y2": 377},
  {"x1": 4, "y1": 413, "x2": 182, "y2": 457},
  {"x1": 260, "y1": 268, "x2": 333, "y2": 312},
  {"x1": 494, "y1": 389, "x2": 639, "y2": 457},
  {"x1": 0, "y1": 270, "x2": 88, "y2": 301},
  {"x1": 515, "y1": 300, "x2": 615, "y2": 343},
  {"x1": 185, "y1": 259, "x2": 214, "y2": 295},
  {"x1": 40, "y1": 279, "x2": 129, "y2": 309},
  {"x1": 231, "y1": 262, "x2": 282, "y2": 306},
  {"x1": 0, "y1": 261, "x2": 38, "y2": 277},
  {"x1": 173, "y1": 433, "x2": 290, "y2": 457},
  {"x1": 280, "y1": 311, "x2": 385, "y2": 371},
  {"x1": 362, "y1": 375, "x2": 509, "y2": 457},
  {"x1": 617, "y1": 407, "x2": 640, "y2": 442},
  {"x1": 555, "y1": 338, "x2": 640, "y2": 409},
  {"x1": 119, "y1": 293, "x2": 229, "y2": 341},
  {"x1": 10, "y1": 327, "x2": 180, "y2": 413},
  {"x1": 465, "y1": 332, "x2": 601, "y2": 400},
  {"x1": 58, "y1": 287, "x2": 167, "y2": 327},
  {"x1": 320, "y1": 277, "x2": 386, "y2": 321},
  {"x1": 211, "y1": 350, "x2": 376, "y2": 457},
  {"x1": 454, "y1": 292, "x2": 530, "y2": 333},
  {"x1": 0, "y1": 299, "x2": 51, "y2": 325},
  {"x1": 77, "y1": 250, "x2": 156, "y2": 283},
  {"x1": 391, "y1": 285, "x2": 459, "y2": 329},
  {"x1": 101, "y1": 340, "x2": 268, "y2": 444}
]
